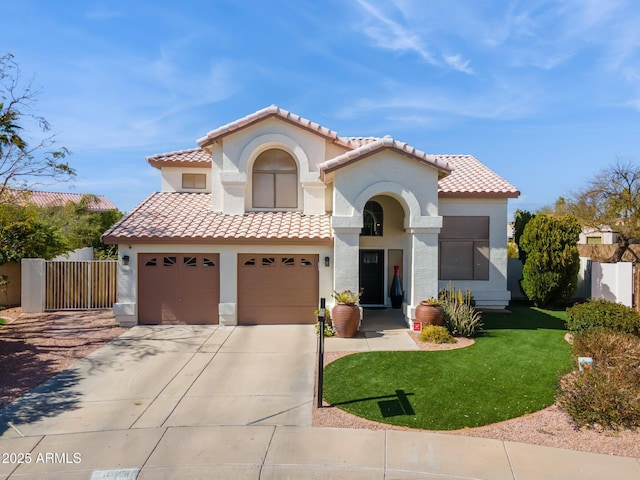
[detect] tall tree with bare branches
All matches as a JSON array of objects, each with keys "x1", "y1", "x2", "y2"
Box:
[
  {"x1": 0, "y1": 53, "x2": 75, "y2": 201},
  {"x1": 566, "y1": 160, "x2": 640, "y2": 262}
]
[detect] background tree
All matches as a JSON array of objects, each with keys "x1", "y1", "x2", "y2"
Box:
[
  {"x1": 39, "y1": 195, "x2": 123, "y2": 259},
  {"x1": 0, "y1": 53, "x2": 75, "y2": 200},
  {"x1": 513, "y1": 209, "x2": 534, "y2": 263},
  {"x1": 565, "y1": 161, "x2": 640, "y2": 262},
  {"x1": 519, "y1": 214, "x2": 581, "y2": 307},
  {"x1": 0, "y1": 204, "x2": 68, "y2": 263}
]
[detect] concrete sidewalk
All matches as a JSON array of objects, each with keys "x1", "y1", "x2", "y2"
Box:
[{"x1": 1, "y1": 425, "x2": 639, "y2": 479}]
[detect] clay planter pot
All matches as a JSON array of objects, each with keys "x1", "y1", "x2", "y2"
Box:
[
  {"x1": 331, "y1": 303, "x2": 360, "y2": 337},
  {"x1": 415, "y1": 301, "x2": 444, "y2": 327}
]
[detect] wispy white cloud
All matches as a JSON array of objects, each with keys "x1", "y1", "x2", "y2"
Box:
[
  {"x1": 352, "y1": 0, "x2": 473, "y2": 74},
  {"x1": 337, "y1": 81, "x2": 541, "y2": 122},
  {"x1": 354, "y1": 0, "x2": 436, "y2": 64},
  {"x1": 85, "y1": 5, "x2": 123, "y2": 21}
]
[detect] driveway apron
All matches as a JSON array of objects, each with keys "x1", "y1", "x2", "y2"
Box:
[{"x1": 0, "y1": 324, "x2": 317, "y2": 438}]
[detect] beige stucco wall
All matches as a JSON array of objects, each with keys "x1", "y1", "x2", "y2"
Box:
[
  {"x1": 211, "y1": 118, "x2": 330, "y2": 215},
  {"x1": 0, "y1": 262, "x2": 21, "y2": 307},
  {"x1": 160, "y1": 167, "x2": 212, "y2": 193}
]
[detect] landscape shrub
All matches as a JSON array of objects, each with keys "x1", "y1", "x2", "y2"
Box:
[
  {"x1": 519, "y1": 215, "x2": 581, "y2": 306},
  {"x1": 441, "y1": 300, "x2": 483, "y2": 338},
  {"x1": 419, "y1": 325, "x2": 455, "y2": 344},
  {"x1": 565, "y1": 299, "x2": 640, "y2": 336},
  {"x1": 557, "y1": 329, "x2": 640, "y2": 430}
]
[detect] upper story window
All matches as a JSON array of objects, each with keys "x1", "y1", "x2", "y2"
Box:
[
  {"x1": 252, "y1": 149, "x2": 297, "y2": 208},
  {"x1": 182, "y1": 173, "x2": 206, "y2": 189},
  {"x1": 361, "y1": 200, "x2": 383, "y2": 236}
]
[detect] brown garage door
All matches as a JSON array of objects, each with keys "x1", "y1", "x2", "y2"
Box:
[
  {"x1": 238, "y1": 254, "x2": 318, "y2": 325},
  {"x1": 138, "y1": 253, "x2": 219, "y2": 325}
]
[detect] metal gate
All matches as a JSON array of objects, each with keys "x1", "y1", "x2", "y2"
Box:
[{"x1": 45, "y1": 260, "x2": 117, "y2": 310}]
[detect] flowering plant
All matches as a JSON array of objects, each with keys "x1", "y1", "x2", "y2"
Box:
[{"x1": 332, "y1": 289, "x2": 363, "y2": 305}]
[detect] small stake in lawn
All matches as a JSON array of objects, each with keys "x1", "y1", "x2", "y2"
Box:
[
  {"x1": 578, "y1": 356, "x2": 593, "y2": 373},
  {"x1": 317, "y1": 297, "x2": 325, "y2": 408}
]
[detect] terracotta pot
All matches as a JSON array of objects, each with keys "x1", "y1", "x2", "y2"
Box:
[
  {"x1": 331, "y1": 303, "x2": 360, "y2": 337},
  {"x1": 415, "y1": 301, "x2": 444, "y2": 327}
]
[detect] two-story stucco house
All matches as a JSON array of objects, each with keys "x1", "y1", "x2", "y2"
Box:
[{"x1": 103, "y1": 106, "x2": 520, "y2": 327}]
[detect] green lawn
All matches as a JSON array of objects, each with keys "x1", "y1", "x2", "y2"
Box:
[{"x1": 323, "y1": 303, "x2": 573, "y2": 430}]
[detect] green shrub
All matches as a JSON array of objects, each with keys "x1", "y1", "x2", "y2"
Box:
[
  {"x1": 566, "y1": 299, "x2": 640, "y2": 336},
  {"x1": 314, "y1": 308, "x2": 334, "y2": 336},
  {"x1": 557, "y1": 330, "x2": 640, "y2": 430},
  {"x1": 519, "y1": 215, "x2": 581, "y2": 306},
  {"x1": 419, "y1": 325, "x2": 455, "y2": 344},
  {"x1": 442, "y1": 300, "x2": 483, "y2": 338}
]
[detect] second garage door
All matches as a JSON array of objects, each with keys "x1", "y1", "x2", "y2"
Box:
[
  {"x1": 238, "y1": 254, "x2": 319, "y2": 325},
  {"x1": 138, "y1": 253, "x2": 220, "y2": 325}
]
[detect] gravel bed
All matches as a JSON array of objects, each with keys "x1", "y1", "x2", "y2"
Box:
[
  {"x1": 314, "y1": 334, "x2": 640, "y2": 459},
  {"x1": 0, "y1": 308, "x2": 126, "y2": 408}
]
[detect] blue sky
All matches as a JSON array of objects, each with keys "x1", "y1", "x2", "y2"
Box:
[{"x1": 4, "y1": 0, "x2": 640, "y2": 217}]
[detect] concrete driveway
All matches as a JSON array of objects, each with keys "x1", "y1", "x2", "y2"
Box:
[{"x1": 0, "y1": 324, "x2": 317, "y2": 437}]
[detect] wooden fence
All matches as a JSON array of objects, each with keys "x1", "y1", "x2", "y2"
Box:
[{"x1": 45, "y1": 260, "x2": 117, "y2": 310}]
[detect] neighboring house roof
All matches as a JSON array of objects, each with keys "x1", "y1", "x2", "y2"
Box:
[
  {"x1": 9, "y1": 190, "x2": 118, "y2": 211},
  {"x1": 102, "y1": 193, "x2": 332, "y2": 244},
  {"x1": 319, "y1": 135, "x2": 452, "y2": 178}
]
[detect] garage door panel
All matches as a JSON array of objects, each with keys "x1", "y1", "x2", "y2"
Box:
[
  {"x1": 138, "y1": 253, "x2": 219, "y2": 325},
  {"x1": 238, "y1": 254, "x2": 318, "y2": 325}
]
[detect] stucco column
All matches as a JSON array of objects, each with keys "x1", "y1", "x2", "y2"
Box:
[
  {"x1": 332, "y1": 217, "x2": 361, "y2": 303},
  {"x1": 218, "y1": 249, "x2": 238, "y2": 325},
  {"x1": 408, "y1": 217, "x2": 442, "y2": 319}
]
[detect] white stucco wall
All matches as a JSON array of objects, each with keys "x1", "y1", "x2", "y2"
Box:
[
  {"x1": 113, "y1": 243, "x2": 332, "y2": 326},
  {"x1": 160, "y1": 167, "x2": 212, "y2": 193},
  {"x1": 209, "y1": 118, "x2": 331, "y2": 215},
  {"x1": 438, "y1": 198, "x2": 511, "y2": 309},
  {"x1": 330, "y1": 151, "x2": 443, "y2": 322}
]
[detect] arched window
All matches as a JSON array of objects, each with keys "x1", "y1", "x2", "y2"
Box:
[
  {"x1": 252, "y1": 149, "x2": 298, "y2": 208},
  {"x1": 361, "y1": 200, "x2": 383, "y2": 236}
]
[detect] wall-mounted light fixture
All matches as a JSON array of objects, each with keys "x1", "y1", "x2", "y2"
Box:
[
  {"x1": 324, "y1": 256, "x2": 330, "y2": 267},
  {"x1": 122, "y1": 255, "x2": 130, "y2": 266}
]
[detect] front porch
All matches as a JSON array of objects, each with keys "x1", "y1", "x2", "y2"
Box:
[{"x1": 324, "y1": 308, "x2": 418, "y2": 352}]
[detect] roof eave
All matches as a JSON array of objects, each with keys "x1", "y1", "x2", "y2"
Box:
[
  {"x1": 320, "y1": 146, "x2": 451, "y2": 180},
  {"x1": 438, "y1": 191, "x2": 521, "y2": 199},
  {"x1": 102, "y1": 235, "x2": 333, "y2": 246},
  {"x1": 196, "y1": 106, "x2": 351, "y2": 149}
]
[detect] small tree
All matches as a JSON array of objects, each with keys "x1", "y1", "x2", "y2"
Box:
[
  {"x1": 519, "y1": 215, "x2": 581, "y2": 307},
  {"x1": 0, "y1": 216, "x2": 68, "y2": 263},
  {"x1": 566, "y1": 161, "x2": 640, "y2": 262},
  {"x1": 0, "y1": 53, "x2": 75, "y2": 200},
  {"x1": 513, "y1": 209, "x2": 534, "y2": 263}
]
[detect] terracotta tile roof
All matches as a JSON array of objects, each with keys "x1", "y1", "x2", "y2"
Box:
[
  {"x1": 197, "y1": 105, "x2": 354, "y2": 148},
  {"x1": 437, "y1": 155, "x2": 520, "y2": 198},
  {"x1": 343, "y1": 137, "x2": 381, "y2": 147},
  {"x1": 102, "y1": 193, "x2": 332, "y2": 244},
  {"x1": 147, "y1": 148, "x2": 210, "y2": 169},
  {"x1": 10, "y1": 190, "x2": 118, "y2": 211},
  {"x1": 320, "y1": 136, "x2": 451, "y2": 178}
]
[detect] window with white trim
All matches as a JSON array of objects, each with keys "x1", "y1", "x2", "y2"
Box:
[
  {"x1": 252, "y1": 149, "x2": 297, "y2": 208},
  {"x1": 182, "y1": 173, "x2": 206, "y2": 189}
]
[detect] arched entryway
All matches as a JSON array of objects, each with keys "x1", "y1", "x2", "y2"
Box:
[{"x1": 359, "y1": 195, "x2": 407, "y2": 307}]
